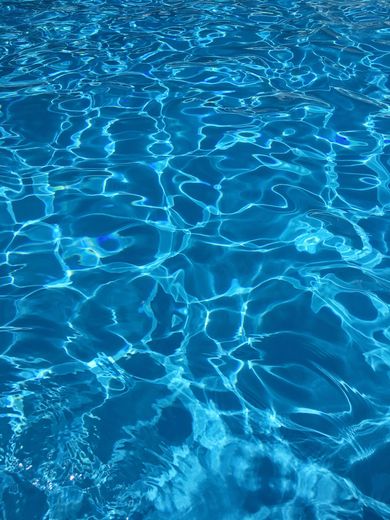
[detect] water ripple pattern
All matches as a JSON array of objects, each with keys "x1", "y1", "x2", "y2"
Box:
[{"x1": 0, "y1": 0, "x2": 390, "y2": 518}]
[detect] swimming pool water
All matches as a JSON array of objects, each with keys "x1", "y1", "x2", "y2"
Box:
[{"x1": 1, "y1": 0, "x2": 390, "y2": 518}]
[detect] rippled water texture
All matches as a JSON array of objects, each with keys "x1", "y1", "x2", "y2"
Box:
[{"x1": 1, "y1": 0, "x2": 390, "y2": 518}]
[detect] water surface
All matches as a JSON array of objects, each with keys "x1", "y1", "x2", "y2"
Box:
[{"x1": 0, "y1": 0, "x2": 390, "y2": 518}]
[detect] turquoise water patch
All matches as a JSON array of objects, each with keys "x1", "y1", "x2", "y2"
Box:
[{"x1": 0, "y1": 0, "x2": 390, "y2": 518}]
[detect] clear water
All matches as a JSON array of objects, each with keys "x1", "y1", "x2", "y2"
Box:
[{"x1": 0, "y1": 0, "x2": 390, "y2": 518}]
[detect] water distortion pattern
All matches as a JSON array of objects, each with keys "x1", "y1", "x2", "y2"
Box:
[{"x1": 0, "y1": 0, "x2": 390, "y2": 518}]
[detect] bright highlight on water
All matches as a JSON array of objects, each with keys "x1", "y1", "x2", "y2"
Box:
[{"x1": 0, "y1": 0, "x2": 390, "y2": 518}]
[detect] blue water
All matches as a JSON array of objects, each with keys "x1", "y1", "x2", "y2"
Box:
[{"x1": 1, "y1": 0, "x2": 390, "y2": 518}]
